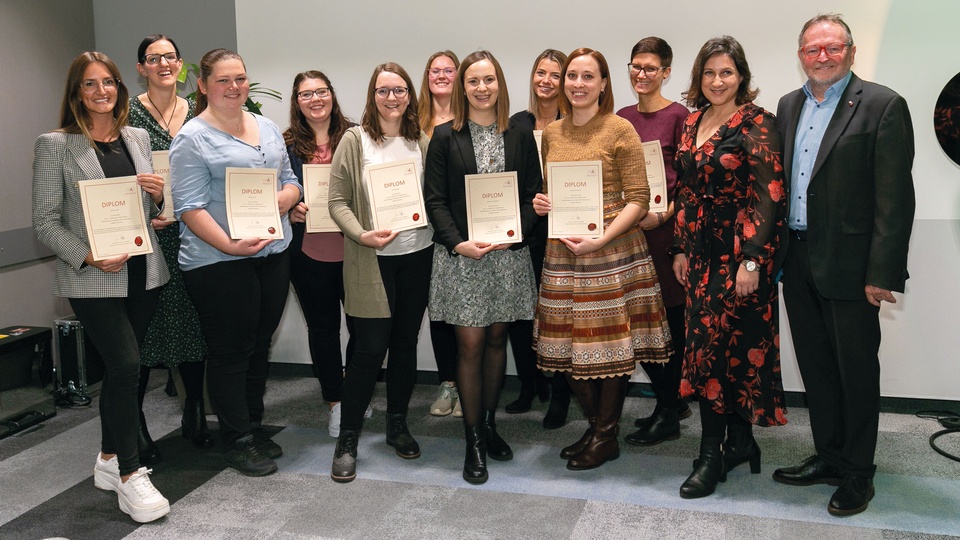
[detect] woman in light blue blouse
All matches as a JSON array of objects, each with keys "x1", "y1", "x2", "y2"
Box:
[{"x1": 169, "y1": 48, "x2": 301, "y2": 477}]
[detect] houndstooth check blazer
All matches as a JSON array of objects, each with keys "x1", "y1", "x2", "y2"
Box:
[{"x1": 32, "y1": 127, "x2": 170, "y2": 298}]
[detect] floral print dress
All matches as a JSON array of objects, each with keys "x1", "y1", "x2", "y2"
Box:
[{"x1": 673, "y1": 103, "x2": 787, "y2": 426}]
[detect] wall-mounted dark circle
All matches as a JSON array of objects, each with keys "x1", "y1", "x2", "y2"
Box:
[{"x1": 934, "y1": 72, "x2": 960, "y2": 166}]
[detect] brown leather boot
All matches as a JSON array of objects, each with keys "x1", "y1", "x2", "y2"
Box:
[
  {"x1": 566, "y1": 376, "x2": 628, "y2": 470},
  {"x1": 560, "y1": 375, "x2": 599, "y2": 459}
]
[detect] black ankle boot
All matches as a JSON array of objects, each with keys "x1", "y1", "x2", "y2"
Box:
[
  {"x1": 482, "y1": 410, "x2": 513, "y2": 461},
  {"x1": 138, "y1": 411, "x2": 162, "y2": 465},
  {"x1": 385, "y1": 413, "x2": 421, "y2": 459},
  {"x1": 679, "y1": 437, "x2": 726, "y2": 499},
  {"x1": 182, "y1": 399, "x2": 215, "y2": 449},
  {"x1": 504, "y1": 383, "x2": 536, "y2": 414},
  {"x1": 625, "y1": 407, "x2": 680, "y2": 446},
  {"x1": 463, "y1": 425, "x2": 488, "y2": 484},
  {"x1": 542, "y1": 381, "x2": 570, "y2": 430},
  {"x1": 724, "y1": 422, "x2": 761, "y2": 474}
]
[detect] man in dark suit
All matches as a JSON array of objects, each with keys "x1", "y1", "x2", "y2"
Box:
[{"x1": 772, "y1": 13, "x2": 915, "y2": 517}]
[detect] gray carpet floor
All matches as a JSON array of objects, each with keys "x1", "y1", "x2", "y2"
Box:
[{"x1": 2, "y1": 373, "x2": 959, "y2": 539}]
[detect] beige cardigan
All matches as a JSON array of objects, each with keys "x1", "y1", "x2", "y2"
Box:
[{"x1": 327, "y1": 127, "x2": 430, "y2": 318}]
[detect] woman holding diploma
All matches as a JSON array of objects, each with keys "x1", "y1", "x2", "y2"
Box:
[
  {"x1": 32, "y1": 51, "x2": 170, "y2": 522},
  {"x1": 615, "y1": 37, "x2": 692, "y2": 446},
  {"x1": 284, "y1": 70, "x2": 356, "y2": 438},
  {"x1": 532, "y1": 48, "x2": 672, "y2": 471},
  {"x1": 170, "y1": 48, "x2": 301, "y2": 477},
  {"x1": 672, "y1": 36, "x2": 786, "y2": 498},
  {"x1": 418, "y1": 50, "x2": 462, "y2": 418},
  {"x1": 424, "y1": 50, "x2": 540, "y2": 484},
  {"x1": 128, "y1": 34, "x2": 213, "y2": 460},
  {"x1": 327, "y1": 62, "x2": 433, "y2": 483},
  {"x1": 505, "y1": 48, "x2": 571, "y2": 429}
]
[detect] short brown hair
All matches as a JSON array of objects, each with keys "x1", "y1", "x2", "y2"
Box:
[
  {"x1": 58, "y1": 51, "x2": 129, "y2": 146},
  {"x1": 452, "y1": 50, "x2": 510, "y2": 133},
  {"x1": 630, "y1": 37, "x2": 673, "y2": 68},
  {"x1": 682, "y1": 36, "x2": 758, "y2": 109},
  {"x1": 361, "y1": 62, "x2": 420, "y2": 143},
  {"x1": 559, "y1": 48, "x2": 614, "y2": 117}
]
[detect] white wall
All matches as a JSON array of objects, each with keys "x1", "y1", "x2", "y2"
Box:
[{"x1": 242, "y1": 0, "x2": 960, "y2": 399}]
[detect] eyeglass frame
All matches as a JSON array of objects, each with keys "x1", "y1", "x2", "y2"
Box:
[
  {"x1": 297, "y1": 88, "x2": 331, "y2": 100},
  {"x1": 627, "y1": 64, "x2": 665, "y2": 77},
  {"x1": 799, "y1": 42, "x2": 852, "y2": 58},
  {"x1": 374, "y1": 86, "x2": 409, "y2": 99},
  {"x1": 429, "y1": 68, "x2": 457, "y2": 78},
  {"x1": 79, "y1": 78, "x2": 119, "y2": 94},
  {"x1": 141, "y1": 52, "x2": 181, "y2": 66}
]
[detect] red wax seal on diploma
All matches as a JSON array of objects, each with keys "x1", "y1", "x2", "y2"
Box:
[
  {"x1": 134, "y1": 236, "x2": 143, "y2": 247},
  {"x1": 654, "y1": 195, "x2": 662, "y2": 204},
  {"x1": 507, "y1": 230, "x2": 515, "y2": 237},
  {"x1": 267, "y1": 227, "x2": 276, "y2": 234},
  {"x1": 412, "y1": 213, "x2": 420, "y2": 222},
  {"x1": 587, "y1": 223, "x2": 597, "y2": 231}
]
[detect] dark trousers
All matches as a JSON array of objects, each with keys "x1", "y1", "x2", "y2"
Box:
[
  {"x1": 183, "y1": 251, "x2": 291, "y2": 446},
  {"x1": 782, "y1": 240, "x2": 881, "y2": 478},
  {"x1": 340, "y1": 246, "x2": 432, "y2": 431},
  {"x1": 639, "y1": 303, "x2": 685, "y2": 409},
  {"x1": 289, "y1": 252, "x2": 353, "y2": 403},
  {"x1": 430, "y1": 320, "x2": 458, "y2": 383},
  {"x1": 70, "y1": 256, "x2": 158, "y2": 476}
]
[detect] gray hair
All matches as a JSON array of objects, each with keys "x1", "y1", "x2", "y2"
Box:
[{"x1": 798, "y1": 13, "x2": 854, "y2": 47}]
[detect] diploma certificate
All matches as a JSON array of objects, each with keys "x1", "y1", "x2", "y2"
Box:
[
  {"x1": 224, "y1": 167, "x2": 283, "y2": 240},
  {"x1": 641, "y1": 140, "x2": 668, "y2": 213},
  {"x1": 533, "y1": 130, "x2": 543, "y2": 160},
  {"x1": 77, "y1": 176, "x2": 153, "y2": 261},
  {"x1": 465, "y1": 172, "x2": 522, "y2": 244},
  {"x1": 152, "y1": 151, "x2": 175, "y2": 221},
  {"x1": 546, "y1": 161, "x2": 604, "y2": 238},
  {"x1": 302, "y1": 164, "x2": 339, "y2": 233},
  {"x1": 365, "y1": 159, "x2": 428, "y2": 232}
]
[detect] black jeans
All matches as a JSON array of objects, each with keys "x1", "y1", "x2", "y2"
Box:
[
  {"x1": 289, "y1": 252, "x2": 353, "y2": 403},
  {"x1": 70, "y1": 256, "x2": 158, "y2": 476},
  {"x1": 183, "y1": 251, "x2": 291, "y2": 446},
  {"x1": 339, "y1": 246, "x2": 432, "y2": 432}
]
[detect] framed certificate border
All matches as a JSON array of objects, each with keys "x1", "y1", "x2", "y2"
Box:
[
  {"x1": 77, "y1": 175, "x2": 153, "y2": 261},
  {"x1": 365, "y1": 158, "x2": 428, "y2": 233},
  {"x1": 545, "y1": 160, "x2": 604, "y2": 239},
  {"x1": 465, "y1": 171, "x2": 522, "y2": 244},
  {"x1": 641, "y1": 140, "x2": 669, "y2": 213},
  {"x1": 224, "y1": 167, "x2": 283, "y2": 240},
  {"x1": 302, "y1": 164, "x2": 340, "y2": 233}
]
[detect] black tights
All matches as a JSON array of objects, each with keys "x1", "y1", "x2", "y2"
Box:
[
  {"x1": 138, "y1": 362, "x2": 206, "y2": 409},
  {"x1": 455, "y1": 323, "x2": 509, "y2": 427},
  {"x1": 699, "y1": 402, "x2": 752, "y2": 439}
]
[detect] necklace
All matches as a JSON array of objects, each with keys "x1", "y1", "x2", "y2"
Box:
[{"x1": 146, "y1": 93, "x2": 178, "y2": 133}]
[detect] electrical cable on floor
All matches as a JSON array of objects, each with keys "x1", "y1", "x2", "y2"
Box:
[{"x1": 916, "y1": 410, "x2": 960, "y2": 463}]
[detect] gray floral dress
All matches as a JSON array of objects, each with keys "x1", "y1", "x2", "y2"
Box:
[{"x1": 428, "y1": 121, "x2": 537, "y2": 327}]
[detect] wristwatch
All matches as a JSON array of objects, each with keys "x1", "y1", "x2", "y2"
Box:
[{"x1": 743, "y1": 260, "x2": 759, "y2": 272}]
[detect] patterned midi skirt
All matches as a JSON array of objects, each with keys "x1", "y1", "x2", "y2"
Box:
[{"x1": 533, "y1": 199, "x2": 672, "y2": 378}]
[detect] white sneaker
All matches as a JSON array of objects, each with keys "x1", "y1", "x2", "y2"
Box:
[
  {"x1": 452, "y1": 396, "x2": 463, "y2": 418},
  {"x1": 116, "y1": 467, "x2": 170, "y2": 523},
  {"x1": 94, "y1": 453, "x2": 120, "y2": 491},
  {"x1": 329, "y1": 402, "x2": 342, "y2": 438},
  {"x1": 364, "y1": 404, "x2": 373, "y2": 419},
  {"x1": 431, "y1": 382, "x2": 458, "y2": 416}
]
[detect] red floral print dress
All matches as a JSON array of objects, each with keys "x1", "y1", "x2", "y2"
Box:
[{"x1": 673, "y1": 103, "x2": 787, "y2": 426}]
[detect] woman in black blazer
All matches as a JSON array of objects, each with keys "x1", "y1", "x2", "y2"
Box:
[{"x1": 424, "y1": 50, "x2": 542, "y2": 484}]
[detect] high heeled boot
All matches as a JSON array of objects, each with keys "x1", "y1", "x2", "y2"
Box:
[
  {"x1": 482, "y1": 410, "x2": 513, "y2": 461},
  {"x1": 567, "y1": 376, "x2": 628, "y2": 471},
  {"x1": 463, "y1": 424, "x2": 488, "y2": 484},
  {"x1": 723, "y1": 419, "x2": 761, "y2": 474},
  {"x1": 182, "y1": 399, "x2": 215, "y2": 448},
  {"x1": 138, "y1": 411, "x2": 162, "y2": 465},
  {"x1": 679, "y1": 436, "x2": 726, "y2": 498},
  {"x1": 560, "y1": 376, "x2": 599, "y2": 459}
]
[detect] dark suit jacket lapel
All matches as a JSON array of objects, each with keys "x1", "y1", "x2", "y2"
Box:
[
  {"x1": 503, "y1": 126, "x2": 518, "y2": 173},
  {"x1": 452, "y1": 125, "x2": 478, "y2": 175},
  {"x1": 65, "y1": 133, "x2": 106, "y2": 181},
  {"x1": 811, "y1": 73, "x2": 863, "y2": 180},
  {"x1": 780, "y1": 91, "x2": 806, "y2": 181}
]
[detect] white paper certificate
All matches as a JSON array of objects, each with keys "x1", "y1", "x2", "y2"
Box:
[
  {"x1": 365, "y1": 159, "x2": 428, "y2": 232},
  {"x1": 465, "y1": 172, "x2": 522, "y2": 244},
  {"x1": 546, "y1": 161, "x2": 604, "y2": 238},
  {"x1": 301, "y1": 164, "x2": 339, "y2": 233},
  {"x1": 152, "y1": 151, "x2": 175, "y2": 221},
  {"x1": 641, "y1": 140, "x2": 668, "y2": 213},
  {"x1": 533, "y1": 130, "x2": 543, "y2": 160},
  {"x1": 77, "y1": 176, "x2": 153, "y2": 261},
  {"x1": 224, "y1": 167, "x2": 283, "y2": 240}
]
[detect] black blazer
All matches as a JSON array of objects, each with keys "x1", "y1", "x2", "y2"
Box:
[
  {"x1": 424, "y1": 120, "x2": 542, "y2": 253},
  {"x1": 774, "y1": 73, "x2": 915, "y2": 299}
]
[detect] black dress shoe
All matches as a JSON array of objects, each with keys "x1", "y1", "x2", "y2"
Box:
[
  {"x1": 386, "y1": 413, "x2": 421, "y2": 459},
  {"x1": 181, "y1": 399, "x2": 216, "y2": 449},
  {"x1": 504, "y1": 385, "x2": 535, "y2": 414},
  {"x1": 542, "y1": 387, "x2": 570, "y2": 430},
  {"x1": 773, "y1": 455, "x2": 842, "y2": 486},
  {"x1": 634, "y1": 401, "x2": 691, "y2": 428},
  {"x1": 828, "y1": 476, "x2": 875, "y2": 516},
  {"x1": 625, "y1": 407, "x2": 680, "y2": 446}
]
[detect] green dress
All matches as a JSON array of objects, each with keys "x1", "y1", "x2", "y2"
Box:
[{"x1": 128, "y1": 96, "x2": 206, "y2": 367}]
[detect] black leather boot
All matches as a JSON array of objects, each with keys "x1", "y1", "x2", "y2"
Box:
[
  {"x1": 679, "y1": 436, "x2": 726, "y2": 498},
  {"x1": 386, "y1": 413, "x2": 421, "y2": 459},
  {"x1": 181, "y1": 399, "x2": 215, "y2": 449},
  {"x1": 137, "y1": 411, "x2": 162, "y2": 465},
  {"x1": 542, "y1": 375, "x2": 570, "y2": 430},
  {"x1": 504, "y1": 382, "x2": 536, "y2": 414},
  {"x1": 723, "y1": 420, "x2": 761, "y2": 474},
  {"x1": 463, "y1": 425, "x2": 488, "y2": 484},
  {"x1": 625, "y1": 406, "x2": 680, "y2": 446},
  {"x1": 482, "y1": 410, "x2": 513, "y2": 461}
]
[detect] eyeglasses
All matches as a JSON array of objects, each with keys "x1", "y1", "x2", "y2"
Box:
[
  {"x1": 375, "y1": 86, "x2": 408, "y2": 99},
  {"x1": 298, "y1": 88, "x2": 331, "y2": 100},
  {"x1": 429, "y1": 68, "x2": 457, "y2": 78},
  {"x1": 800, "y1": 42, "x2": 850, "y2": 58},
  {"x1": 79, "y1": 78, "x2": 118, "y2": 93},
  {"x1": 142, "y1": 53, "x2": 180, "y2": 65},
  {"x1": 627, "y1": 64, "x2": 664, "y2": 77}
]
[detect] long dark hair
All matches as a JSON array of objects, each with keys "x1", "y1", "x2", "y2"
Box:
[
  {"x1": 58, "y1": 51, "x2": 129, "y2": 145},
  {"x1": 361, "y1": 62, "x2": 420, "y2": 143},
  {"x1": 195, "y1": 48, "x2": 244, "y2": 116},
  {"x1": 283, "y1": 70, "x2": 352, "y2": 161}
]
